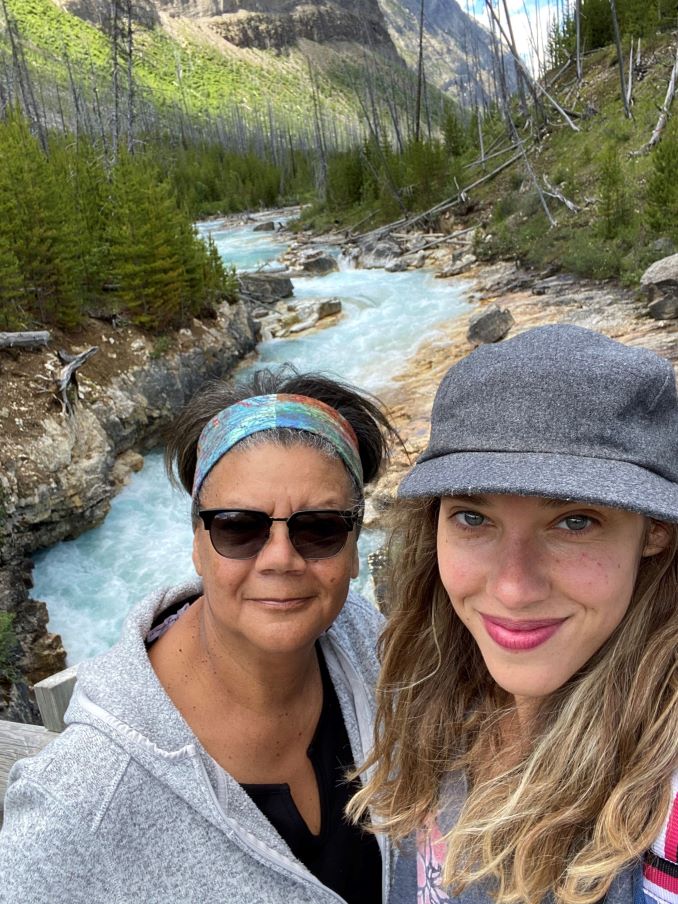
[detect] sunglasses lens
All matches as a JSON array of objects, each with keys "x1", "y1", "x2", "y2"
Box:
[
  {"x1": 288, "y1": 512, "x2": 352, "y2": 559},
  {"x1": 209, "y1": 511, "x2": 269, "y2": 559}
]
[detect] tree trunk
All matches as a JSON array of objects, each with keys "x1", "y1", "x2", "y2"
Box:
[
  {"x1": 414, "y1": 0, "x2": 425, "y2": 142},
  {"x1": 609, "y1": 0, "x2": 632, "y2": 118},
  {"x1": 0, "y1": 331, "x2": 51, "y2": 350},
  {"x1": 575, "y1": 0, "x2": 583, "y2": 81}
]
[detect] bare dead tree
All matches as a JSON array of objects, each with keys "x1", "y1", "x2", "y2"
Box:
[
  {"x1": 413, "y1": 0, "x2": 425, "y2": 141},
  {"x1": 0, "y1": 330, "x2": 51, "y2": 349},
  {"x1": 632, "y1": 42, "x2": 678, "y2": 155},
  {"x1": 626, "y1": 37, "x2": 635, "y2": 109},
  {"x1": 575, "y1": 0, "x2": 583, "y2": 81},
  {"x1": 124, "y1": 0, "x2": 135, "y2": 152},
  {"x1": 609, "y1": 0, "x2": 632, "y2": 118},
  {"x1": 54, "y1": 347, "x2": 98, "y2": 416},
  {"x1": 499, "y1": 0, "x2": 529, "y2": 119},
  {"x1": 543, "y1": 175, "x2": 580, "y2": 212},
  {"x1": 485, "y1": 0, "x2": 579, "y2": 131},
  {"x1": 0, "y1": 0, "x2": 48, "y2": 150},
  {"x1": 306, "y1": 60, "x2": 328, "y2": 201}
]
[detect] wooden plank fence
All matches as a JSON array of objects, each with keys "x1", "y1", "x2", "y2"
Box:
[{"x1": 0, "y1": 667, "x2": 77, "y2": 827}]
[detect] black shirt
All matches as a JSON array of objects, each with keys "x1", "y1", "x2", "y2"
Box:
[
  {"x1": 147, "y1": 603, "x2": 382, "y2": 903},
  {"x1": 241, "y1": 647, "x2": 383, "y2": 904}
]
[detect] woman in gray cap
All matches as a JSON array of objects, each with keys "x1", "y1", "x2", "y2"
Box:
[{"x1": 350, "y1": 324, "x2": 678, "y2": 904}]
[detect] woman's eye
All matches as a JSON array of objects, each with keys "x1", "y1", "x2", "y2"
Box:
[
  {"x1": 454, "y1": 511, "x2": 485, "y2": 527},
  {"x1": 558, "y1": 515, "x2": 592, "y2": 531}
]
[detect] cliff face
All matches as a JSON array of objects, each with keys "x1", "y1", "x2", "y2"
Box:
[
  {"x1": 207, "y1": 3, "x2": 395, "y2": 52},
  {"x1": 61, "y1": 0, "x2": 398, "y2": 51}
]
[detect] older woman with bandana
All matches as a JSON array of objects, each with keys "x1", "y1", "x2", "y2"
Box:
[{"x1": 0, "y1": 368, "x2": 395, "y2": 904}]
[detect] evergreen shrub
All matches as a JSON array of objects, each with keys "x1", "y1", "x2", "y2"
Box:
[
  {"x1": 646, "y1": 120, "x2": 678, "y2": 244},
  {"x1": 0, "y1": 612, "x2": 18, "y2": 683}
]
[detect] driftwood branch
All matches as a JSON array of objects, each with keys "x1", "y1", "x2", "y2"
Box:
[
  {"x1": 0, "y1": 330, "x2": 51, "y2": 350},
  {"x1": 543, "y1": 176, "x2": 581, "y2": 213},
  {"x1": 55, "y1": 346, "x2": 98, "y2": 414},
  {"x1": 631, "y1": 43, "x2": 678, "y2": 156}
]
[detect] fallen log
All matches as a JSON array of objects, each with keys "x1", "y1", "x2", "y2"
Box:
[
  {"x1": 0, "y1": 330, "x2": 51, "y2": 350},
  {"x1": 55, "y1": 346, "x2": 98, "y2": 415},
  {"x1": 354, "y1": 152, "x2": 523, "y2": 243}
]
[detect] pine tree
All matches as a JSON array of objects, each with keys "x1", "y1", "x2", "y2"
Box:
[
  {"x1": 106, "y1": 150, "x2": 225, "y2": 330},
  {"x1": 0, "y1": 235, "x2": 26, "y2": 329},
  {"x1": 443, "y1": 109, "x2": 468, "y2": 158},
  {"x1": 0, "y1": 109, "x2": 83, "y2": 328},
  {"x1": 598, "y1": 145, "x2": 627, "y2": 239},
  {"x1": 646, "y1": 122, "x2": 678, "y2": 242}
]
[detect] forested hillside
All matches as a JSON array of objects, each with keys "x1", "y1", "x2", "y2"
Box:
[{"x1": 1, "y1": 0, "x2": 678, "y2": 336}]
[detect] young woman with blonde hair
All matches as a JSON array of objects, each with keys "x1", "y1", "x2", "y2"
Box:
[{"x1": 351, "y1": 324, "x2": 678, "y2": 904}]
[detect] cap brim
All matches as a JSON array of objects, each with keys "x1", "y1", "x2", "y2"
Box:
[{"x1": 398, "y1": 452, "x2": 678, "y2": 523}]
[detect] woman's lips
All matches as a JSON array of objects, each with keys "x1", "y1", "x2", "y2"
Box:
[
  {"x1": 480, "y1": 615, "x2": 567, "y2": 651},
  {"x1": 249, "y1": 596, "x2": 313, "y2": 609}
]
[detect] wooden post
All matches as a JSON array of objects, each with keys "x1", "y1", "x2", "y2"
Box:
[{"x1": 33, "y1": 665, "x2": 78, "y2": 733}]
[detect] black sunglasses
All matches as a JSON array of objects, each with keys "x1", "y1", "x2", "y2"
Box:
[{"x1": 198, "y1": 509, "x2": 360, "y2": 560}]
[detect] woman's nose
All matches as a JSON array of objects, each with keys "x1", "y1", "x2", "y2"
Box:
[
  {"x1": 487, "y1": 536, "x2": 550, "y2": 609},
  {"x1": 255, "y1": 522, "x2": 306, "y2": 572}
]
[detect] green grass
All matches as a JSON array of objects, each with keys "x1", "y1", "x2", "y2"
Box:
[{"x1": 464, "y1": 36, "x2": 678, "y2": 282}]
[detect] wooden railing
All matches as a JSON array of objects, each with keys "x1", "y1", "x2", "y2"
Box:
[{"x1": 0, "y1": 666, "x2": 77, "y2": 827}]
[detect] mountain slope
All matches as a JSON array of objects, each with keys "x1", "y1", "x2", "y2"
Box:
[
  {"x1": 1, "y1": 0, "x2": 499, "y2": 149},
  {"x1": 378, "y1": 0, "x2": 502, "y2": 103}
]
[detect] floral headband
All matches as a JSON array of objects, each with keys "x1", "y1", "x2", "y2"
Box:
[{"x1": 192, "y1": 393, "x2": 363, "y2": 499}]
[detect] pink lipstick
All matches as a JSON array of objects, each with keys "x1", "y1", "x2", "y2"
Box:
[{"x1": 481, "y1": 615, "x2": 566, "y2": 651}]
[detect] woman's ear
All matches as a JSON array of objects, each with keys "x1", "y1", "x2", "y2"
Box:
[
  {"x1": 642, "y1": 520, "x2": 671, "y2": 557},
  {"x1": 351, "y1": 539, "x2": 360, "y2": 580},
  {"x1": 192, "y1": 528, "x2": 204, "y2": 577}
]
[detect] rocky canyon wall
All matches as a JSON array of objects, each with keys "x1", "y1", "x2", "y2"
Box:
[{"x1": 0, "y1": 299, "x2": 258, "y2": 723}]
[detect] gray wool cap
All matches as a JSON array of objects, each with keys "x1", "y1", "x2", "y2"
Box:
[{"x1": 399, "y1": 324, "x2": 678, "y2": 522}]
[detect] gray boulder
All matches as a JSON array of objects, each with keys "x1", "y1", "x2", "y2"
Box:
[
  {"x1": 440, "y1": 252, "x2": 477, "y2": 277},
  {"x1": 358, "y1": 237, "x2": 403, "y2": 269},
  {"x1": 408, "y1": 250, "x2": 427, "y2": 269},
  {"x1": 238, "y1": 272, "x2": 294, "y2": 304},
  {"x1": 648, "y1": 296, "x2": 678, "y2": 321},
  {"x1": 299, "y1": 251, "x2": 339, "y2": 275},
  {"x1": 640, "y1": 253, "x2": 678, "y2": 292},
  {"x1": 467, "y1": 303, "x2": 514, "y2": 345},
  {"x1": 252, "y1": 220, "x2": 276, "y2": 232},
  {"x1": 640, "y1": 253, "x2": 678, "y2": 320}
]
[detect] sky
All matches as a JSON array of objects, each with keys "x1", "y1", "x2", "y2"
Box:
[{"x1": 466, "y1": 0, "x2": 563, "y2": 73}]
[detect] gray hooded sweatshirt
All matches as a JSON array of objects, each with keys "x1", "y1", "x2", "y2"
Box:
[{"x1": 0, "y1": 581, "x2": 392, "y2": 904}]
